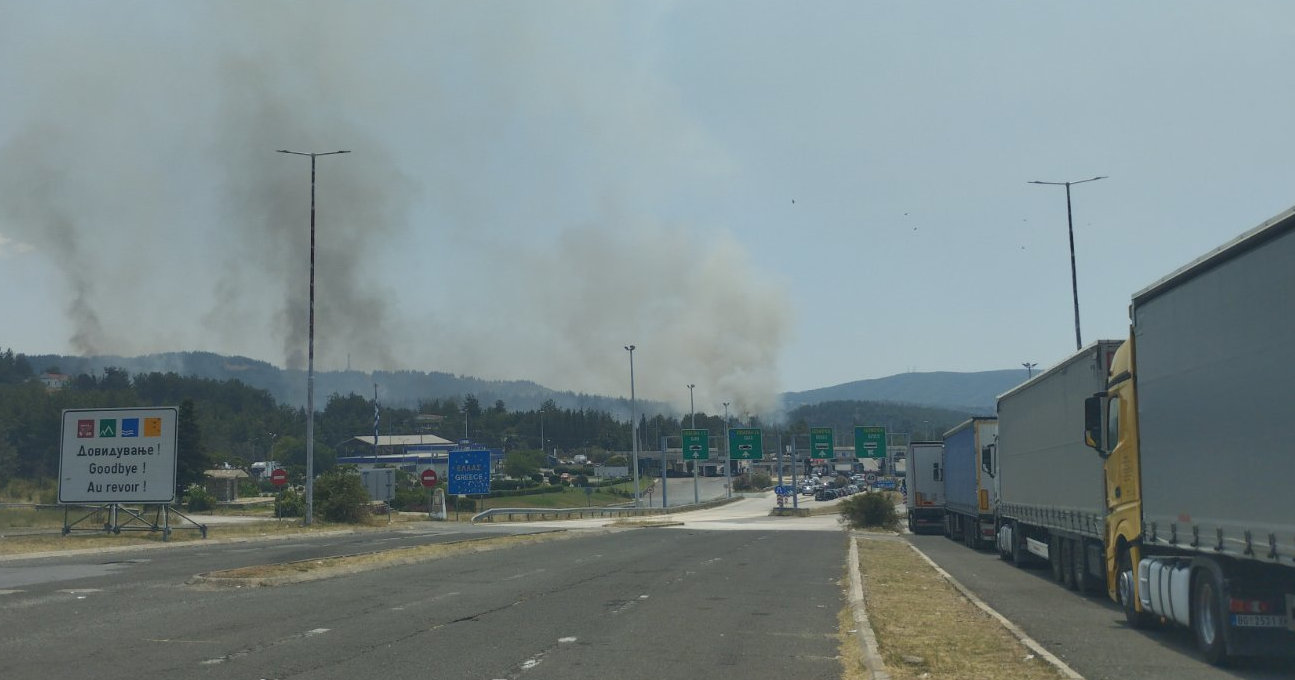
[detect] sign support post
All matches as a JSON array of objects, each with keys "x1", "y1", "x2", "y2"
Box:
[{"x1": 681, "y1": 429, "x2": 709, "y2": 506}]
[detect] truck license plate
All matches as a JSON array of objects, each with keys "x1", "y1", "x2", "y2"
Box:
[{"x1": 1230, "y1": 614, "x2": 1286, "y2": 628}]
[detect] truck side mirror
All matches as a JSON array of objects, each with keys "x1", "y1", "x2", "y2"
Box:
[{"x1": 1084, "y1": 394, "x2": 1106, "y2": 456}]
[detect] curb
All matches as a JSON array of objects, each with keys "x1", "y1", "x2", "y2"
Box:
[
  {"x1": 847, "y1": 535, "x2": 891, "y2": 680},
  {"x1": 905, "y1": 542, "x2": 1085, "y2": 680}
]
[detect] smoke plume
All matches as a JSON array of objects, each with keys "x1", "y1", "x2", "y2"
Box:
[{"x1": 0, "y1": 2, "x2": 793, "y2": 416}]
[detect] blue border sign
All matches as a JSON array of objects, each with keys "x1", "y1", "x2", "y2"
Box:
[{"x1": 448, "y1": 450, "x2": 491, "y2": 495}]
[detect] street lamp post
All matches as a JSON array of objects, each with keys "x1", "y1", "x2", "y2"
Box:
[
  {"x1": 1023, "y1": 362, "x2": 1038, "y2": 379},
  {"x1": 1029, "y1": 176, "x2": 1106, "y2": 351},
  {"x1": 686, "y1": 384, "x2": 697, "y2": 505},
  {"x1": 625, "y1": 345, "x2": 640, "y2": 507},
  {"x1": 687, "y1": 384, "x2": 696, "y2": 429},
  {"x1": 277, "y1": 148, "x2": 350, "y2": 526},
  {"x1": 722, "y1": 401, "x2": 731, "y2": 498}
]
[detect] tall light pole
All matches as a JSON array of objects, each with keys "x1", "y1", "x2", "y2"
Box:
[
  {"x1": 277, "y1": 148, "x2": 350, "y2": 526},
  {"x1": 686, "y1": 384, "x2": 696, "y2": 429},
  {"x1": 1029, "y1": 176, "x2": 1106, "y2": 350},
  {"x1": 686, "y1": 384, "x2": 697, "y2": 504},
  {"x1": 1022, "y1": 362, "x2": 1037, "y2": 379},
  {"x1": 722, "y1": 401, "x2": 731, "y2": 498},
  {"x1": 625, "y1": 345, "x2": 640, "y2": 506}
]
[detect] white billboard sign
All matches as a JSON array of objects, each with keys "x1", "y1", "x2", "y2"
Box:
[{"x1": 59, "y1": 407, "x2": 179, "y2": 504}]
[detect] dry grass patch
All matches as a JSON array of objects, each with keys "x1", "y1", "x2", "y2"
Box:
[
  {"x1": 855, "y1": 537, "x2": 1066, "y2": 680},
  {"x1": 195, "y1": 530, "x2": 583, "y2": 587},
  {"x1": 0, "y1": 516, "x2": 428, "y2": 557}
]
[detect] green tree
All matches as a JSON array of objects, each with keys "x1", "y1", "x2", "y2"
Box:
[
  {"x1": 0, "y1": 349, "x2": 34, "y2": 385},
  {"x1": 503, "y1": 449, "x2": 545, "y2": 479},
  {"x1": 175, "y1": 400, "x2": 212, "y2": 493},
  {"x1": 314, "y1": 466, "x2": 371, "y2": 523},
  {"x1": 463, "y1": 394, "x2": 482, "y2": 419}
]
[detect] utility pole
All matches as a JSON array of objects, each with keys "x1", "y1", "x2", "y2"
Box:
[
  {"x1": 625, "y1": 345, "x2": 640, "y2": 506},
  {"x1": 276, "y1": 148, "x2": 349, "y2": 526},
  {"x1": 1029, "y1": 175, "x2": 1106, "y2": 350}
]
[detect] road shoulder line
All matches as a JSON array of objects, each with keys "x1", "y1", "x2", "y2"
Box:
[{"x1": 905, "y1": 542, "x2": 1085, "y2": 680}]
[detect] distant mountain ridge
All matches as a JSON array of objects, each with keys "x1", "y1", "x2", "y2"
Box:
[
  {"x1": 27, "y1": 351, "x2": 1025, "y2": 415},
  {"x1": 27, "y1": 351, "x2": 603, "y2": 413},
  {"x1": 782, "y1": 369, "x2": 1029, "y2": 414}
]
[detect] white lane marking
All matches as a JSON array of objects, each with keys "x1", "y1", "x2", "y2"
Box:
[
  {"x1": 199, "y1": 627, "x2": 331, "y2": 665},
  {"x1": 503, "y1": 569, "x2": 546, "y2": 581},
  {"x1": 558, "y1": 637, "x2": 577, "y2": 643},
  {"x1": 0, "y1": 590, "x2": 24, "y2": 595}
]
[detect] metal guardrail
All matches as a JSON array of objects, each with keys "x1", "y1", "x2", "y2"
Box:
[{"x1": 471, "y1": 496, "x2": 734, "y2": 523}]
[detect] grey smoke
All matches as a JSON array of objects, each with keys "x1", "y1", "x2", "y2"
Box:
[{"x1": 0, "y1": 2, "x2": 793, "y2": 416}]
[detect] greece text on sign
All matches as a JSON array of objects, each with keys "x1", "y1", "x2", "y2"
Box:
[
  {"x1": 448, "y1": 450, "x2": 491, "y2": 495},
  {"x1": 59, "y1": 407, "x2": 179, "y2": 504}
]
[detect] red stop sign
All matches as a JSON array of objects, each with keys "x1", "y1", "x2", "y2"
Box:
[
  {"x1": 420, "y1": 469, "x2": 439, "y2": 488},
  {"x1": 270, "y1": 468, "x2": 288, "y2": 487}
]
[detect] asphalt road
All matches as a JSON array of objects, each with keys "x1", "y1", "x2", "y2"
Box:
[
  {"x1": 640, "y1": 474, "x2": 730, "y2": 507},
  {"x1": 908, "y1": 533, "x2": 1295, "y2": 680},
  {"x1": 0, "y1": 518, "x2": 848, "y2": 680}
]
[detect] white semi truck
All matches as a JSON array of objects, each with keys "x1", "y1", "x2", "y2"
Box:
[
  {"x1": 994, "y1": 339, "x2": 1123, "y2": 594},
  {"x1": 905, "y1": 441, "x2": 945, "y2": 534}
]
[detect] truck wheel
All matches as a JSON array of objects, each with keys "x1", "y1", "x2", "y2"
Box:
[
  {"x1": 1050, "y1": 535, "x2": 1065, "y2": 582},
  {"x1": 1192, "y1": 570, "x2": 1228, "y2": 665},
  {"x1": 1072, "y1": 539, "x2": 1093, "y2": 594},
  {"x1": 1060, "y1": 539, "x2": 1077, "y2": 590},
  {"x1": 1009, "y1": 523, "x2": 1025, "y2": 566},
  {"x1": 1118, "y1": 549, "x2": 1154, "y2": 629}
]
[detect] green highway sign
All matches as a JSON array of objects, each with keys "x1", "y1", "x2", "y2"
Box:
[
  {"x1": 682, "y1": 429, "x2": 709, "y2": 460},
  {"x1": 854, "y1": 426, "x2": 887, "y2": 459},
  {"x1": 728, "y1": 428, "x2": 763, "y2": 460},
  {"x1": 809, "y1": 427, "x2": 834, "y2": 461}
]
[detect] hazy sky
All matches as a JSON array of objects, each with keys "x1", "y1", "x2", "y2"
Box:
[{"x1": 2, "y1": 2, "x2": 1293, "y2": 416}]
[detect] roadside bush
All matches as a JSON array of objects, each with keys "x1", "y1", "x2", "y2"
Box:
[
  {"x1": 237, "y1": 478, "x2": 261, "y2": 498},
  {"x1": 313, "y1": 467, "x2": 370, "y2": 523},
  {"x1": 839, "y1": 492, "x2": 900, "y2": 531},
  {"x1": 275, "y1": 487, "x2": 304, "y2": 517},
  {"x1": 184, "y1": 483, "x2": 216, "y2": 512},
  {"x1": 732, "y1": 472, "x2": 772, "y2": 492},
  {"x1": 390, "y1": 486, "x2": 427, "y2": 512}
]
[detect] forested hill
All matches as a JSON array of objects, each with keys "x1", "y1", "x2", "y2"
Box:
[
  {"x1": 785, "y1": 400, "x2": 976, "y2": 443},
  {"x1": 24, "y1": 351, "x2": 1024, "y2": 415},
  {"x1": 783, "y1": 369, "x2": 1027, "y2": 414},
  {"x1": 26, "y1": 351, "x2": 626, "y2": 413}
]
